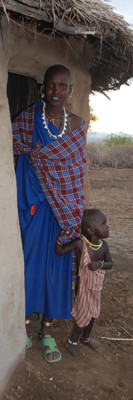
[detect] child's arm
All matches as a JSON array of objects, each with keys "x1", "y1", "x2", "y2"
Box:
[
  {"x1": 55, "y1": 237, "x2": 83, "y2": 256},
  {"x1": 88, "y1": 242, "x2": 113, "y2": 271},
  {"x1": 103, "y1": 243, "x2": 113, "y2": 269}
]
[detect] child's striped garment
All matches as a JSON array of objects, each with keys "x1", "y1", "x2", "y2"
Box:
[{"x1": 72, "y1": 239, "x2": 105, "y2": 327}]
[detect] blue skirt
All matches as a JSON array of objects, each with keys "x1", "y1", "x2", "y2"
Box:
[{"x1": 15, "y1": 105, "x2": 73, "y2": 319}]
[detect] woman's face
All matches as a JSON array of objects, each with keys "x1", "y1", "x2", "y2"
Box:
[{"x1": 44, "y1": 70, "x2": 70, "y2": 108}]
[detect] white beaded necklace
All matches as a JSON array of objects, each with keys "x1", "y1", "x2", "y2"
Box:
[{"x1": 42, "y1": 101, "x2": 68, "y2": 139}]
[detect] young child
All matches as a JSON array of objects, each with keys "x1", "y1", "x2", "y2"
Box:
[{"x1": 55, "y1": 208, "x2": 113, "y2": 357}]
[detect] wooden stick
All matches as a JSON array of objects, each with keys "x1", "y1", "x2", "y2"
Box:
[
  {"x1": 119, "y1": 326, "x2": 133, "y2": 338},
  {"x1": 1, "y1": 0, "x2": 10, "y2": 21},
  {"x1": 101, "y1": 337, "x2": 133, "y2": 341}
]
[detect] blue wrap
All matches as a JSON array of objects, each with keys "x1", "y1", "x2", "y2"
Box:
[{"x1": 15, "y1": 104, "x2": 72, "y2": 318}]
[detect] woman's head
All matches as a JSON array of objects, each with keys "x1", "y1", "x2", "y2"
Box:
[
  {"x1": 43, "y1": 65, "x2": 72, "y2": 108},
  {"x1": 81, "y1": 208, "x2": 109, "y2": 239},
  {"x1": 44, "y1": 65, "x2": 71, "y2": 85}
]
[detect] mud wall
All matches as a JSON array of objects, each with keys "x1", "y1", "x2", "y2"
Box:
[
  {"x1": 8, "y1": 21, "x2": 92, "y2": 125},
  {"x1": 0, "y1": 19, "x2": 26, "y2": 396}
]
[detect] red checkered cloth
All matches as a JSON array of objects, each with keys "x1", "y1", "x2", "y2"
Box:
[{"x1": 12, "y1": 104, "x2": 86, "y2": 244}]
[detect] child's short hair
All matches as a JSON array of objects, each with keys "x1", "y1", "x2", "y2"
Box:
[{"x1": 81, "y1": 208, "x2": 104, "y2": 232}]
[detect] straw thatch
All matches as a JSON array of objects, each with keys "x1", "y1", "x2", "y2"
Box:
[{"x1": 0, "y1": 0, "x2": 133, "y2": 92}]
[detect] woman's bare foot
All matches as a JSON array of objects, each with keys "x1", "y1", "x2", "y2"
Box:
[
  {"x1": 39, "y1": 336, "x2": 61, "y2": 363},
  {"x1": 39, "y1": 321, "x2": 60, "y2": 361}
]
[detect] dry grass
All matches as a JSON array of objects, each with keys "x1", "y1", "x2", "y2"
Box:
[
  {"x1": 87, "y1": 143, "x2": 133, "y2": 168},
  {"x1": 1, "y1": 0, "x2": 133, "y2": 92}
]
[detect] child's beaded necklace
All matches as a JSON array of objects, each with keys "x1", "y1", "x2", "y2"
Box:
[{"x1": 82, "y1": 235, "x2": 103, "y2": 251}]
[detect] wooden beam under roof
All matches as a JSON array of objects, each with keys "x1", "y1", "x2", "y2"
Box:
[
  {"x1": 0, "y1": 0, "x2": 51, "y2": 21},
  {"x1": 0, "y1": 0, "x2": 101, "y2": 36}
]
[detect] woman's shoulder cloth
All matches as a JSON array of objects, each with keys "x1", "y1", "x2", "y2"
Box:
[
  {"x1": 12, "y1": 104, "x2": 36, "y2": 148},
  {"x1": 13, "y1": 104, "x2": 35, "y2": 124}
]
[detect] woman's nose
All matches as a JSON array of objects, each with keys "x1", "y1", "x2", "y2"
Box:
[{"x1": 53, "y1": 85, "x2": 59, "y2": 93}]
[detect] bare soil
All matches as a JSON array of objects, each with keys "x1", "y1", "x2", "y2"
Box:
[{"x1": 2, "y1": 168, "x2": 133, "y2": 400}]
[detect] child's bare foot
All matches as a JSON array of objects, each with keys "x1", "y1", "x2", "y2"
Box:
[
  {"x1": 80, "y1": 337, "x2": 98, "y2": 351},
  {"x1": 65, "y1": 340, "x2": 83, "y2": 357}
]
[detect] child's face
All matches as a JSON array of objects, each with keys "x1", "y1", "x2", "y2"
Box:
[
  {"x1": 44, "y1": 70, "x2": 70, "y2": 108},
  {"x1": 91, "y1": 213, "x2": 109, "y2": 239}
]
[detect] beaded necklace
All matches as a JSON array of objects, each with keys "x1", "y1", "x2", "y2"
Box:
[
  {"x1": 42, "y1": 101, "x2": 68, "y2": 139},
  {"x1": 82, "y1": 235, "x2": 103, "y2": 251},
  {"x1": 46, "y1": 114, "x2": 63, "y2": 125}
]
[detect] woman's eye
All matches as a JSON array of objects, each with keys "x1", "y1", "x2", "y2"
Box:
[{"x1": 47, "y1": 83, "x2": 53, "y2": 88}]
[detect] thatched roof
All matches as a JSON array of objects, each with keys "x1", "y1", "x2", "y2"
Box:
[{"x1": 0, "y1": 0, "x2": 133, "y2": 92}]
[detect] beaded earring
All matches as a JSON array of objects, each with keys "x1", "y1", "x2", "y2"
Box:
[
  {"x1": 67, "y1": 85, "x2": 73, "y2": 106},
  {"x1": 40, "y1": 85, "x2": 45, "y2": 100},
  {"x1": 67, "y1": 93, "x2": 72, "y2": 106}
]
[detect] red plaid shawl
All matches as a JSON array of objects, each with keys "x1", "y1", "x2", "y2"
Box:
[{"x1": 12, "y1": 104, "x2": 86, "y2": 242}]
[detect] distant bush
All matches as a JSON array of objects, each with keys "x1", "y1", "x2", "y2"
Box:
[
  {"x1": 87, "y1": 143, "x2": 133, "y2": 168},
  {"x1": 104, "y1": 134, "x2": 133, "y2": 146}
]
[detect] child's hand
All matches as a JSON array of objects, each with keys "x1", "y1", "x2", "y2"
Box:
[
  {"x1": 56, "y1": 229, "x2": 72, "y2": 244},
  {"x1": 88, "y1": 261, "x2": 101, "y2": 271},
  {"x1": 60, "y1": 229, "x2": 71, "y2": 237}
]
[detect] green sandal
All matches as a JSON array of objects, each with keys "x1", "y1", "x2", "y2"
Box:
[
  {"x1": 39, "y1": 336, "x2": 61, "y2": 363},
  {"x1": 26, "y1": 335, "x2": 32, "y2": 349}
]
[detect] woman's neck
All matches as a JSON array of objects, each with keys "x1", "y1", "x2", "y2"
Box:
[{"x1": 45, "y1": 104, "x2": 64, "y2": 117}]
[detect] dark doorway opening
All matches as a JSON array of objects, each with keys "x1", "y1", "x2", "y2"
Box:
[{"x1": 7, "y1": 73, "x2": 40, "y2": 120}]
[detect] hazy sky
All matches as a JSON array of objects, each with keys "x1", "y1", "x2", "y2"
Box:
[
  {"x1": 110, "y1": 0, "x2": 133, "y2": 25},
  {"x1": 89, "y1": 0, "x2": 133, "y2": 135}
]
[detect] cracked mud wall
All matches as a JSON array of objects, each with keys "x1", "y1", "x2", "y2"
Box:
[{"x1": 0, "y1": 18, "x2": 25, "y2": 396}]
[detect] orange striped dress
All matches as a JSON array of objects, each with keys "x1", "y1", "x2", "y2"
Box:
[{"x1": 71, "y1": 239, "x2": 105, "y2": 327}]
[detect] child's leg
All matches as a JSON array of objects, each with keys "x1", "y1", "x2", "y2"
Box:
[
  {"x1": 82, "y1": 317, "x2": 95, "y2": 338},
  {"x1": 65, "y1": 323, "x2": 83, "y2": 357},
  {"x1": 70, "y1": 323, "x2": 83, "y2": 342},
  {"x1": 80, "y1": 318, "x2": 98, "y2": 350}
]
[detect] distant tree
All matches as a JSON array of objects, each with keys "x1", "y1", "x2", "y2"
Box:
[{"x1": 89, "y1": 107, "x2": 98, "y2": 131}]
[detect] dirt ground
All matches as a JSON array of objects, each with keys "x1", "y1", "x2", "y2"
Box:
[{"x1": 2, "y1": 168, "x2": 133, "y2": 400}]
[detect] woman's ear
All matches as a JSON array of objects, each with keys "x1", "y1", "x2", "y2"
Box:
[{"x1": 69, "y1": 84, "x2": 73, "y2": 96}]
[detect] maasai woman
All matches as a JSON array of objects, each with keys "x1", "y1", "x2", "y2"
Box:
[{"x1": 12, "y1": 65, "x2": 86, "y2": 363}]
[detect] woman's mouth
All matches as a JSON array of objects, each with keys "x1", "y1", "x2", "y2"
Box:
[{"x1": 51, "y1": 96, "x2": 60, "y2": 101}]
